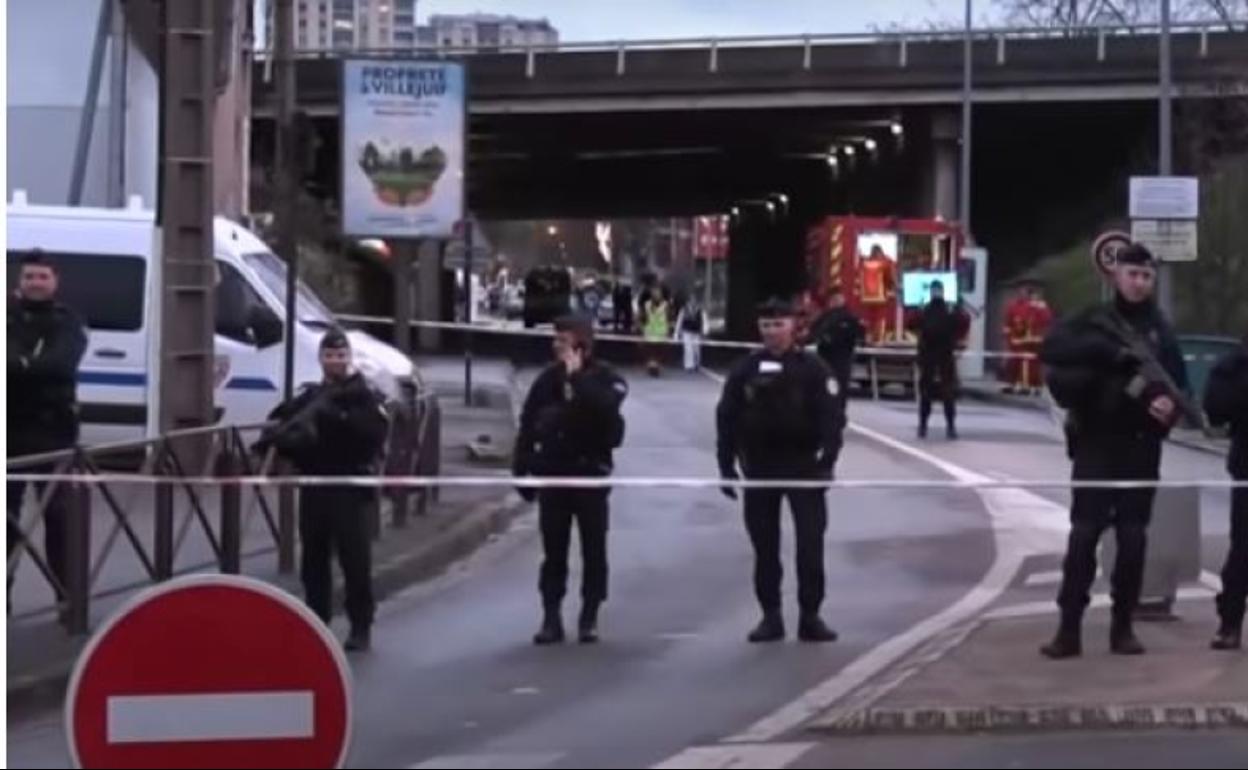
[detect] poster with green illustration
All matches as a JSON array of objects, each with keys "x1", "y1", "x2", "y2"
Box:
[{"x1": 341, "y1": 60, "x2": 465, "y2": 237}]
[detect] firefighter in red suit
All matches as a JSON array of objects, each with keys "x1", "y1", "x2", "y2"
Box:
[
  {"x1": 1018, "y1": 284, "x2": 1053, "y2": 395},
  {"x1": 1002, "y1": 287, "x2": 1030, "y2": 394},
  {"x1": 857, "y1": 246, "x2": 897, "y2": 345}
]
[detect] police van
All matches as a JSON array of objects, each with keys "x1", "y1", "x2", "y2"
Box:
[{"x1": 6, "y1": 193, "x2": 417, "y2": 447}]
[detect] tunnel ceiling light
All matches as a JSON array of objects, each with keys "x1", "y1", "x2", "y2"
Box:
[
  {"x1": 865, "y1": 138, "x2": 878, "y2": 152},
  {"x1": 765, "y1": 201, "x2": 776, "y2": 212},
  {"x1": 731, "y1": 206, "x2": 741, "y2": 217},
  {"x1": 844, "y1": 145, "x2": 856, "y2": 157},
  {"x1": 776, "y1": 193, "x2": 789, "y2": 204},
  {"x1": 826, "y1": 154, "x2": 839, "y2": 167},
  {"x1": 891, "y1": 122, "x2": 904, "y2": 136}
]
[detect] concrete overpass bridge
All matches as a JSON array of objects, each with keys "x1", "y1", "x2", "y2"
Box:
[{"x1": 249, "y1": 22, "x2": 1247, "y2": 332}]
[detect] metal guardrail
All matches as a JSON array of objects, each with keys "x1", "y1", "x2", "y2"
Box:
[
  {"x1": 7, "y1": 391, "x2": 441, "y2": 636},
  {"x1": 262, "y1": 19, "x2": 1246, "y2": 77}
]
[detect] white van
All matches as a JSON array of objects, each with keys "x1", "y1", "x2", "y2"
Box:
[{"x1": 6, "y1": 193, "x2": 417, "y2": 447}]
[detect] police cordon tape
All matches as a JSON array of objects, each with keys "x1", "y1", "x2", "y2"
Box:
[
  {"x1": 337, "y1": 315, "x2": 1231, "y2": 365},
  {"x1": 335, "y1": 314, "x2": 1037, "y2": 361},
  {"x1": 6, "y1": 472, "x2": 1247, "y2": 491}
]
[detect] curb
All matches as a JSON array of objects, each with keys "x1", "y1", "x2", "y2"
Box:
[
  {"x1": 812, "y1": 702, "x2": 1248, "y2": 736},
  {"x1": 371, "y1": 496, "x2": 529, "y2": 600}
]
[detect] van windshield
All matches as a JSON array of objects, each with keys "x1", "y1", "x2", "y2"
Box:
[{"x1": 242, "y1": 250, "x2": 336, "y2": 327}]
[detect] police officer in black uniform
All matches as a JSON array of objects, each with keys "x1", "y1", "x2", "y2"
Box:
[
  {"x1": 8, "y1": 251, "x2": 88, "y2": 601},
  {"x1": 514, "y1": 315, "x2": 628, "y2": 645},
  {"x1": 908, "y1": 280, "x2": 968, "y2": 440},
  {"x1": 811, "y1": 286, "x2": 865, "y2": 410},
  {"x1": 1039, "y1": 244, "x2": 1189, "y2": 659},
  {"x1": 716, "y1": 298, "x2": 845, "y2": 643},
  {"x1": 260, "y1": 329, "x2": 389, "y2": 652},
  {"x1": 1204, "y1": 334, "x2": 1248, "y2": 651}
]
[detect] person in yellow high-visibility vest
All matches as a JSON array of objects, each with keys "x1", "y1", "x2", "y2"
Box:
[{"x1": 641, "y1": 286, "x2": 671, "y2": 377}]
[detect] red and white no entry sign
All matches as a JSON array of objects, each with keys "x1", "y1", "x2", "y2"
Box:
[{"x1": 66, "y1": 575, "x2": 352, "y2": 769}]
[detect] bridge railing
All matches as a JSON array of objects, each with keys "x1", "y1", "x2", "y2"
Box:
[
  {"x1": 6, "y1": 390, "x2": 441, "y2": 636},
  {"x1": 264, "y1": 18, "x2": 1245, "y2": 63}
]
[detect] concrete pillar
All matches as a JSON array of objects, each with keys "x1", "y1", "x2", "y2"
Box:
[
  {"x1": 929, "y1": 110, "x2": 960, "y2": 222},
  {"x1": 418, "y1": 239, "x2": 443, "y2": 351}
]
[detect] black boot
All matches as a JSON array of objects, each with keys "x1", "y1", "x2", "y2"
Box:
[
  {"x1": 748, "y1": 611, "x2": 786, "y2": 643},
  {"x1": 1211, "y1": 622, "x2": 1243, "y2": 651},
  {"x1": 344, "y1": 625, "x2": 372, "y2": 652},
  {"x1": 798, "y1": 613, "x2": 839, "y2": 643},
  {"x1": 917, "y1": 422, "x2": 928, "y2": 439},
  {"x1": 578, "y1": 603, "x2": 600, "y2": 644},
  {"x1": 946, "y1": 425, "x2": 959, "y2": 440},
  {"x1": 1110, "y1": 615, "x2": 1146, "y2": 655},
  {"x1": 1040, "y1": 614, "x2": 1083, "y2": 659},
  {"x1": 533, "y1": 604, "x2": 565, "y2": 646}
]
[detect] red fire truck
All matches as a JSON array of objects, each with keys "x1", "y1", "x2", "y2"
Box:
[{"x1": 802, "y1": 215, "x2": 988, "y2": 395}]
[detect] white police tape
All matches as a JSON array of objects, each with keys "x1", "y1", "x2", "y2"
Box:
[
  {"x1": 6, "y1": 472, "x2": 1246, "y2": 491},
  {"x1": 335, "y1": 314, "x2": 1042, "y2": 361}
]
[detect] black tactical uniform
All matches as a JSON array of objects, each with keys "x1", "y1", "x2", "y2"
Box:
[
  {"x1": 811, "y1": 302, "x2": 865, "y2": 409},
  {"x1": 716, "y1": 299, "x2": 846, "y2": 643},
  {"x1": 1204, "y1": 339, "x2": 1248, "y2": 650},
  {"x1": 1040, "y1": 246, "x2": 1189, "y2": 658},
  {"x1": 261, "y1": 333, "x2": 389, "y2": 652},
  {"x1": 908, "y1": 288, "x2": 968, "y2": 439},
  {"x1": 7, "y1": 292, "x2": 88, "y2": 599},
  {"x1": 514, "y1": 325, "x2": 628, "y2": 645}
]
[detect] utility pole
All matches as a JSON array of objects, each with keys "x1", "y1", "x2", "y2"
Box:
[
  {"x1": 274, "y1": 0, "x2": 300, "y2": 577},
  {"x1": 960, "y1": 0, "x2": 974, "y2": 240},
  {"x1": 1157, "y1": 0, "x2": 1175, "y2": 315},
  {"x1": 275, "y1": 0, "x2": 299, "y2": 401}
]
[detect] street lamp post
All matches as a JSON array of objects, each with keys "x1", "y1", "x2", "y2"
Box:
[{"x1": 960, "y1": 0, "x2": 973, "y2": 240}]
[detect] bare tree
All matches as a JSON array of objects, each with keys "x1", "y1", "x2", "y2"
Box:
[
  {"x1": 993, "y1": 0, "x2": 1246, "y2": 28},
  {"x1": 995, "y1": 0, "x2": 1155, "y2": 29}
]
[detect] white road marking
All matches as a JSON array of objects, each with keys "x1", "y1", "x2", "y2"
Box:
[
  {"x1": 650, "y1": 742, "x2": 816, "y2": 769},
  {"x1": 106, "y1": 691, "x2": 314, "y2": 744},
  {"x1": 510, "y1": 686, "x2": 541, "y2": 696},
  {"x1": 1023, "y1": 569, "x2": 1064, "y2": 587},
  {"x1": 690, "y1": 385, "x2": 1069, "y2": 745},
  {"x1": 1201, "y1": 570, "x2": 1223, "y2": 593},
  {"x1": 408, "y1": 752, "x2": 565, "y2": 769}
]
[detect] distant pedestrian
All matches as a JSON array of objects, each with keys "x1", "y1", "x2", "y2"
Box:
[{"x1": 675, "y1": 295, "x2": 707, "y2": 372}]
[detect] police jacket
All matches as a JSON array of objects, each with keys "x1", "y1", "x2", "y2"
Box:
[
  {"x1": 811, "y1": 307, "x2": 865, "y2": 375},
  {"x1": 716, "y1": 348, "x2": 846, "y2": 478},
  {"x1": 1041, "y1": 296, "x2": 1189, "y2": 440},
  {"x1": 262, "y1": 372, "x2": 389, "y2": 477},
  {"x1": 1203, "y1": 342, "x2": 1248, "y2": 479},
  {"x1": 7, "y1": 297, "x2": 88, "y2": 453},
  {"x1": 910, "y1": 300, "x2": 968, "y2": 366},
  {"x1": 513, "y1": 360, "x2": 628, "y2": 478}
]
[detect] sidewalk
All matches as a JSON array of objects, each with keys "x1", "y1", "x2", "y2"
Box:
[
  {"x1": 810, "y1": 599, "x2": 1248, "y2": 735},
  {"x1": 7, "y1": 357, "x2": 528, "y2": 717}
]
